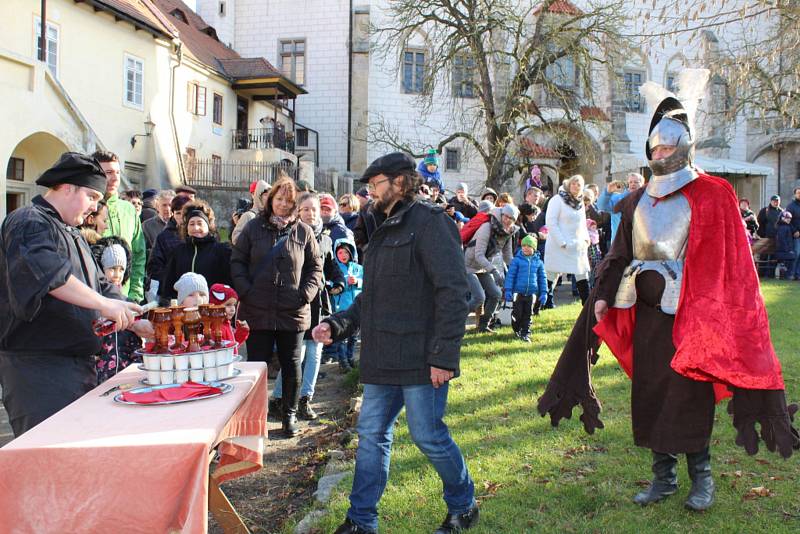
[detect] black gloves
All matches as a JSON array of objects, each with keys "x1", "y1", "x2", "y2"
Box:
[{"x1": 727, "y1": 388, "x2": 800, "y2": 459}]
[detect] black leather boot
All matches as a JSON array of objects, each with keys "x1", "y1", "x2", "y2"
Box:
[
  {"x1": 633, "y1": 451, "x2": 678, "y2": 505},
  {"x1": 434, "y1": 504, "x2": 479, "y2": 533},
  {"x1": 576, "y1": 279, "x2": 590, "y2": 305},
  {"x1": 685, "y1": 448, "x2": 715, "y2": 511},
  {"x1": 282, "y1": 397, "x2": 300, "y2": 437},
  {"x1": 333, "y1": 517, "x2": 376, "y2": 534},
  {"x1": 298, "y1": 396, "x2": 318, "y2": 421}
]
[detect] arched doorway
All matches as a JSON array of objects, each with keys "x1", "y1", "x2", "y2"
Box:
[{"x1": 5, "y1": 132, "x2": 69, "y2": 216}]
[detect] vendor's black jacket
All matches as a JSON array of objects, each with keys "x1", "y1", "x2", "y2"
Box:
[
  {"x1": 159, "y1": 234, "x2": 233, "y2": 301},
  {"x1": 324, "y1": 199, "x2": 469, "y2": 385},
  {"x1": 0, "y1": 195, "x2": 123, "y2": 356}
]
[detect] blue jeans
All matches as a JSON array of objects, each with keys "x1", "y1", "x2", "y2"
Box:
[
  {"x1": 272, "y1": 339, "x2": 323, "y2": 399},
  {"x1": 793, "y1": 237, "x2": 800, "y2": 278},
  {"x1": 337, "y1": 335, "x2": 358, "y2": 365},
  {"x1": 346, "y1": 383, "x2": 475, "y2": 532}
]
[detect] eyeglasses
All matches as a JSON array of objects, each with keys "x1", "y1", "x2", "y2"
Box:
[{"x1": 367, "y1": 177, "x2": 391, "y2": 192}]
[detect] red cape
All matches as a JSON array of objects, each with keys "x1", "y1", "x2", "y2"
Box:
[{"x1": 594, "y1": 173, "x2": 784, "y2": 402}]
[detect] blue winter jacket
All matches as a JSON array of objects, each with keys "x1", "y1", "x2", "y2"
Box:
[
  {"x1": 774, "y1": 222, "x2": 796, "y2": 261},
  {"x1": 597, "y1": 188, "x2": 628, "y2": 244},
  {"x1": 417, "y1": 160, "x2": 444, "y2": 192},
  {"x1": 504, "y1": 249, "x2": 547, "y2": 299},
  {"x1": 332, "y1": 238, "x2": 363, "y2": 312}
]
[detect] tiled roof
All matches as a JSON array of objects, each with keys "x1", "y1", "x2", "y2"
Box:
[
  {"x1": 533, "y1": 0, "x2": 583, "y2": 16},
  {"x1": 580, "y1": 106, "x2": 610, "y2": 121},
  {"x1": 84, "y1": 0, "x2": 175, "y2": 36},
  {"x1": 217, "y1": 58, "x2": 281, "y2": 80},
  {"x1": 519, "y1": 138, "x2": 561, "y2": 159}
]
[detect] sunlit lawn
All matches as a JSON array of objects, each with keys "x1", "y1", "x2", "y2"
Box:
[{"x1": 302, "y1": 280, "x2": 800, "y2": 533}]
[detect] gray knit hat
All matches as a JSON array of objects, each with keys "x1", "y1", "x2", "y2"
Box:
[
  {"x1": 478, "y1": 200, "x2": 493, "y2": 213},
  {"x1": 174, "y1": 272, "x2": 209, "y2": 305},
  {"x1": 501, "y1": 203, "x2": 520, "y2": 221},
  {"x1": 101, "y1": 244, "x2": 127, "y2": 271}
]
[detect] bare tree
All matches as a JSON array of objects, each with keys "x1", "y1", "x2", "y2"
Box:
[{"x1": 365, "y1": 0, "x2": 631, "y2": 190}]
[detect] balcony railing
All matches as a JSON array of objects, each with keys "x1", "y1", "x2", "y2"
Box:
[
  {"x1": 184, "y1": 158, "x2": 297, "y2": 190},
  {"x1": 231, "y1": 127, "x2": 294, "y2": 152}
]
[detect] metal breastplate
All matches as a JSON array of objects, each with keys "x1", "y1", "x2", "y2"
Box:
[{"x1": 613, "y1": 192, "x2": 691, "y2": 314}]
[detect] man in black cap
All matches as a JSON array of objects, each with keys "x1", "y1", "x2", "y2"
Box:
[
  {"x1": 0, "y1": 152, "x2": 146, "y2": 437},
  {"x1": 313, "y1": 153, "x2": 478, "y2": 534},
  {"x1": 174, "y1": 184, "x2": 197, "y2": 200}
]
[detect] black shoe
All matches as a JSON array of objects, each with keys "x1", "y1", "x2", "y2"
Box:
[
  {"x1": 298, "y1": 396, "x2": 318, "y2": 421},
  {"x1": 477, "y1": 325, "x2": 495, "y2": 333},
  {"x1": 520, "y1": 334, "x2": 531, "y2": 343},
  {"x1": 282, "y1": 413, "x2": 300, "y2": 437},
  {"x1": 434, "y1": 504, "x2": 479, "y2": 533},
  {"x1": 633, "y1": 451, "x2": 678, "y2": 505},
  {"x1": 543, "y1": 294, "x2": 555, "y2": 309},
  {"x1": 685, "y1": 448, "x2": 715, "y2": 511},
  {"x1": 333, "y1": 518, "x2": 375, "y2": 534},
  {"x1": 268, "y1": 398, "x2": 282, "y2": 420}
]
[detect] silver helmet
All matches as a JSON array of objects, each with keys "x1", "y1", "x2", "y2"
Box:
[{"x1": 646, "y1": 97, "x2": 694, "y2": 176}]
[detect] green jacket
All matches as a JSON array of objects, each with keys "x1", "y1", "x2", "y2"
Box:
[{"x1": 103, "y1": 194, "x2": 146, "y2": 301}]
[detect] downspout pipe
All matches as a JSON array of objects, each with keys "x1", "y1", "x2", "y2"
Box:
[
  {"x1": 347, "y1": 0, "x2": 353, "y2": 171},
  {"x1": 169, "y1": 40, "x2": 187, "y2": 185}
]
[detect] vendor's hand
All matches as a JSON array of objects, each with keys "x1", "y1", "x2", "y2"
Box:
[
  {"x1": 430, "y1": 366, "x2": 454, "y2": 388},
  {"x1": 594, "y1": 299, "x2": 609, "y2": 323},
  {"x1": 312, "y1": 322, "x2": 333, "y2": 345},
  {"x1": 129, "y1": 319, "x2": 154, "y2": 338},
  {"x1": 101, "y1": 298, "x2": 140, "y2": 331}
]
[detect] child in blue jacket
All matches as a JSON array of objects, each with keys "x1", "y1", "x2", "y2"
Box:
[
  {"x1": 331, "y1": 238, "x2": 363, "y2": 370},
  {"x1": 504, "y1": 234, "x2": 547, "y2": 342}
]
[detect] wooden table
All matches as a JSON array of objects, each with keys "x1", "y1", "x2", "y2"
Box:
[{"x1": 0, "y1": 362, "x2": 269, "y2": 533}]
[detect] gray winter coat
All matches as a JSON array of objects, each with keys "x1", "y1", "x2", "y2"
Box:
[
  {"x1": 323, "y1": 200, "x2": 469, "y2": 385},
  {"x1": 464, "y1": 207, "x2": 516, "y2": 274}
]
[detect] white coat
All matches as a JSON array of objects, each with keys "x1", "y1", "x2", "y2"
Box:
[{"x1": 544, "y1": 193, "x2": 590, "y2": 276}]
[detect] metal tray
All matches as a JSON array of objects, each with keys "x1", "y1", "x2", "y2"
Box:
[{"x1": 113, "y1": 381, "x2": 233, "y2": 406}]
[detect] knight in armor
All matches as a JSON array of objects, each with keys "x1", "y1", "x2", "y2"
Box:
[{"x1": 537, "y1": 97, "x2": 799, "y2": 511}]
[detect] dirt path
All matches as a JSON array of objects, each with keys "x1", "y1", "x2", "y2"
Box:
[{"x1": 209, "y1": 361, "x2": 355, "y2": 534}]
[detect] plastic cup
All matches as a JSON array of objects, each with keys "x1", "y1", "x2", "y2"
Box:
[
  {"x1": 203, "y1": 351, "x2": 217, "y2": 369},
  {"x1": 189, "y1": 369, "x2": 205, "y2": 382},
  {"x1": 217, "y1": 348, "x2": 233, "y2": 365},
  {"x1": 217, "y1": 363, "x2": 231, "y2": 379},
  {"x1": 160, "y1": 369, "x2": 175, "y2": 384},
  {"x1": 175, "y1": 369, "x2": 190, "y2": 383},
  {"x1": 160, "y1": 355, "x2": 174, "y2": 371},
  {"x1": 189, "y1": 353, "x2": 204, "y2": 369},
  {"x1": 143, "y1": 354, "x2": 160, "y2": 371},
  {"x1": 174, "y1": 354, "x2": 189, "y2": 370},
  {"x1": 204, "y1": 366, "x2": 218, "y2": 382},
  {"x1": 146, "y1": 369, "x2": 160, "y2": 385}
]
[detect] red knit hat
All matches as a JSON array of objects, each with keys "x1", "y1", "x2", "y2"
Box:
[{"x1": 210, "y1": 283, "x2": 239, "y2": 305}]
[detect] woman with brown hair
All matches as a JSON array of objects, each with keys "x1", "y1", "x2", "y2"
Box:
[
  {"x1": 159, "y1": 200, "x2": 232, "y2": 302},
  {"x1": 231, "y1": 177, "x2": 323, "y2": 436}
]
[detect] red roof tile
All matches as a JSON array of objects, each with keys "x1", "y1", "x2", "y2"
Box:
[
  {"x1": 580, "y1": 106, "x2": 610, "y2": 121},
  {"x1": 533, "y1": 0, "x2": 583, "y2": 16},
  {"x1": 83, "y1": 0, "x2": 175, "y2": 36},
  {"x1": 519, "y1": 138, "x2": 561, "y2": 159}
]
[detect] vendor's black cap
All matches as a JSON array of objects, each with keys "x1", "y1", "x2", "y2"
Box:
[
  {"x1": 36, "y1": 152, "x2": 107, "y2": 193},
  {"x1": 360, "y1": 152, "x2": 416, "y2": 183}
]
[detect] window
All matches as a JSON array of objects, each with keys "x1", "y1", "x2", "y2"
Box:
[
  {"x1": 219, "y1": 1, "x2": 226, "y2": 16},
  {"x1": 212, "y1": 93, "x2": 223, "y2": 125},
  {"x1": 279, "y1": 39, "x2": 305, "y2": 85},
  {"x1": 711, "y1": 81, "x2": 729, "y2": 114},
  {"x1": 623, "y1": 70, "x2": 644, "y2": 112},
  {"x1": 123, "y1": 54, "x2": 144, "y2": 110},
  {"x1": 187, "y1": 82, "x2": 207, "y2": 115},
  {"x1": 34, "y1": 18, "x2": 58, "y2": 77},
  {"x1": 296, "y1": 128, "x2": 309, "y2": 147},
  {"x1": 402, "y1": 49, "x2": 426, "y2": 94},
  {"x1": 546, "y1": 56, "x2": 577, "y2": 89},
  {"x1": 123, "y1": 162, "x2": 146, "y2": 188},
  {"x1": 445, "y1": 148, "x2": 461, "y2": 172},
  {"x1": 666, "y1": 73, "x2": 679, "y2": 93},
  {"x1": 6, "y1": 157, "x2": 24, "y2": 181},
  {"x1": 452, "y1": 55, "x2": 476, "y2": 98},
  {"x1": 211, "y1": 155, "x2": 222, "y2": 185}
]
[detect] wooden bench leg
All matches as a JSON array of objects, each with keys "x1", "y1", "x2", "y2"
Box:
[{"x1": 209, "y1": 476, "x2": 250, "y2": 534}]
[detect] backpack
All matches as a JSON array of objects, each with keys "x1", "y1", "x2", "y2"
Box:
[{"x1": 460, "y1": 211, "x2": 490, "y2": 245}]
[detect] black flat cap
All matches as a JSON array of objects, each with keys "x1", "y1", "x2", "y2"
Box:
[
  {"x1": 360, "y1": 152, "x2": 416, "y2": 183},
  {"x1": 175, "y1": 184, "x2": 198, "y2": 195},
  {"x1": 36, "y1": 152, "x2": 107, "y2": 193}
]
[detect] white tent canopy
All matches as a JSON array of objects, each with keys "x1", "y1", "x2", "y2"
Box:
[{"x1": 694, "y1": 156, "x2": 774, "y2": 176}]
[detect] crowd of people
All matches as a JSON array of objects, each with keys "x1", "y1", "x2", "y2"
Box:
[{"x1": 0, "y1": 119, "x2": 797, "y2": 533}]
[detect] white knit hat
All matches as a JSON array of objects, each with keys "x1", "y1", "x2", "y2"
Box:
[
  {"x1": 101, "y1": 244, "x2": 127, "y2": 271},
  {"x1": 174, "y1": 272, "x2": 209, "y2": 305}
]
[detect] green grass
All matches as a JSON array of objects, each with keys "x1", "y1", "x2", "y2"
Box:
[{"x1": 307, "y1": 280, "x2": 800, "y2": 533}]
